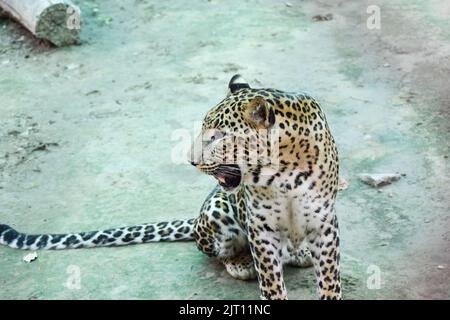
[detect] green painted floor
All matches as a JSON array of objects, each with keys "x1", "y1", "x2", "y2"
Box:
[{"x1": 0, "y1": 0, "x2": 449, "y2": 299}]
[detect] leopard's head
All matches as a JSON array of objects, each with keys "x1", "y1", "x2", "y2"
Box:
[{"x1": 190, "y1": 75, "x2": 278, "y2": 191}]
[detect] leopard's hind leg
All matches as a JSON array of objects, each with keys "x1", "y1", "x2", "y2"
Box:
[
  {"x1": 222, "y1": 251, "x2": 257, "y2": 280},
  {"x1": 193, "y1": 186, "x2": 256, "y2": 280}
]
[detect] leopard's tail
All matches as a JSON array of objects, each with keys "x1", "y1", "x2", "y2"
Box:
[{"x1": 0, "y1": 218, "x2": 196, "y2": 250}]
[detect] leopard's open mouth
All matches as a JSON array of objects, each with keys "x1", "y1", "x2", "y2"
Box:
[{"x1": 213, "y1": 165, "x2": 242, "y2": 191}]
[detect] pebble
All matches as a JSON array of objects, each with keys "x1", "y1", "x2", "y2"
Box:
[
  {"x1": 64, "y1": 63, "x2": 79, "y2": 71},
  {"x1": 23, "y1": 252, "x2": 38, "y2": 263},
  {"x1": 359, "y1": 173, "x2": 401, "y2": 188},
  {"x1": 338, "y1": 178, "x2": 349, "y2": 191}
]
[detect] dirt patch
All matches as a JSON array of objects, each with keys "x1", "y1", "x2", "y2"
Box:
[{"x1": 0, "y1": 114, "x2": 59, "y2": 178}]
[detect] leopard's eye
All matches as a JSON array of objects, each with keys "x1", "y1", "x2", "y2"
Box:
[
  {"x1": 203, "y1": 129, "x2": 225, "y2": 146},
  {"x1": 210, "y1": 131, "x2": 224, "y2": 143}
]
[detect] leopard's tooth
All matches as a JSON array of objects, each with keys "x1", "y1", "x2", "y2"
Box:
[{"x1": 217, "y1": 176, "x2": 226, "y2": 184}]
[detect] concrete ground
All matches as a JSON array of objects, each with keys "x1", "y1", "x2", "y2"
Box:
[{"x1": 0, "y1": 0, "x2": 449, "y2": 299}]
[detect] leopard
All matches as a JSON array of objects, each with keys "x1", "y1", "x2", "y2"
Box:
[{"x1": 0, "y1": 74, "x2": 341, "y2": 300}]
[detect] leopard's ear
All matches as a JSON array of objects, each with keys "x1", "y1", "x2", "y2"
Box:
[
  {"x1": 244, "y1": 97, "x2": 276, "y2": 129},
  {"x1": 228, "y1": 74, "x2": 250, "y2": 95}
]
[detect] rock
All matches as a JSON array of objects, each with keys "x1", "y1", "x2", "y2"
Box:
[
  {"x1": 23, "y1": 252, "x2": 38, "y2": 263},
  {"x1": 312, "y1": 13, "x2": 333, "y2": 21},
  {"x1": 338, "y1": 178, "x2": 349, "y2": 191},
  {"x1": 437, "y1": 265, "x2": 445, "y2": 270},
  {"x1": 64, "y1": 63, "x2": 79, "y2": 70},
  {"x1": 359, "y1": 173, "x2": 401, "y2": 187}
]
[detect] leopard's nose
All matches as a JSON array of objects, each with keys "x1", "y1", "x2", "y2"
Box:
[{"x1": 190, "y1": 161, "x2": 198, "y2": 167}]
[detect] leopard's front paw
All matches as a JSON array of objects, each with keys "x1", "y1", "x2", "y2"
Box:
[
  {"x1": 223, "y1": 254, "x2": 257, "y2": 281},
  {"x1": 288, "y1": 248, "x2": 314, "y2": 268}
]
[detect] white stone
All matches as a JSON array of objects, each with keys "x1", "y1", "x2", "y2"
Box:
[
  {"x1": 359, "y1": 173, "x2": 401, "y2": 187},
  {"x1": 23, "y1": 251, "x2": 38, "y2": 263}
]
